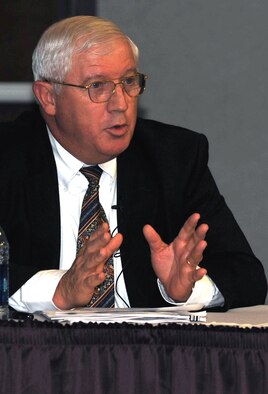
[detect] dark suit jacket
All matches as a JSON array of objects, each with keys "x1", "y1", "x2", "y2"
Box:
[{"x1": 0, "y1": 109, "x2": 266, "y2": 309}]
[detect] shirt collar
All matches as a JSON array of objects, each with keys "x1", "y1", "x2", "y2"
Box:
[{"x1": 47, "y1": 127, "x2": 117, "y2": 189}]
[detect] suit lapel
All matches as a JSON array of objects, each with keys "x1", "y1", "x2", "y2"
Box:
[
  {"x1": 116, "y1": 130, "x2": 161, "y2": 306},
  {"x1": 24, "y1": 112, "x2": 61, "y2": 269}
]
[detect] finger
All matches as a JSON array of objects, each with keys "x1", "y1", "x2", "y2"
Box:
[
  {"x1": 76, "y1": 232, "x2": 123, "y2": 276},
  {"x1": 83, "y1": 233, "x2": 123, "y2": 273},
  {"x1": 79, "y1": 223, "x2": 113, "y2": 257},
  {"x1": 193, "y1": 238, "x2": 207, "y2": 259},
  {"x1": 185, "y1": 256, "x2": 198, "y2": 268},
  {"x1": 85, "y1": 233, "x2": 123, "y2": 289},
  {"x1": 178, "y1": 213, "x2": 201, "y2": 241},
  {"x1": 175, "y1": 220, "x2": 208, "y2": 257},
  {"x1": 185, "y1": 239, "x2": 207, "y2": 268},
  {"x1": 192, "y1": 267, "x2": 207, "y2": 282},
  {"x1": 98, "y1": 232, "x2": 123, "y2": 261},
  {"x1": 86, "y1": 222, "x2": 110, "y2": 243},
  {"x1": 195, "y1": 223, "x2": 209, "y2": 241}
]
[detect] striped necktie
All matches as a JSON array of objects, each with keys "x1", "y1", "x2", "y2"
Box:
[{"x1": 77, "y1": 165, "x2": 114, "y2": 307}]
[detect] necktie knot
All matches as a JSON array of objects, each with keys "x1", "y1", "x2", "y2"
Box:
[
  {"x1": 80, "y1": 165, "x2": 102, "y2": 183},
  {"x1": 80, "y1": 166, "x2": 102, "y2": 197}
]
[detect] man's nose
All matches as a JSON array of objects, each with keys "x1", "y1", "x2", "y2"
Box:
[{"x1": 107, "y1": 83, "x2": 128, "y2": 112}]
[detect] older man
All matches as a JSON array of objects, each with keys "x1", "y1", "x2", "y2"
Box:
[{"x1": 0, "y1": 16, "x2": 266, "y2": 312}]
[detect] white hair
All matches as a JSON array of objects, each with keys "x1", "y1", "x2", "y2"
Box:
[{"x1": 32, "y1": 15, "x2": 139, "y2": 82}]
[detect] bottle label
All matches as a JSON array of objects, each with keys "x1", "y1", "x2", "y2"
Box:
[{"x1": 0, "y1": 264, "x2": 9, "y2": 307}]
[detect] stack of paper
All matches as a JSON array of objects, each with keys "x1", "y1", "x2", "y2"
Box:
[{"x1": 35, "y1": 304, "x2": 206, "y2": 325}]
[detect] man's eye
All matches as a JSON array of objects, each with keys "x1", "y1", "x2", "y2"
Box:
[
  {"x1": 91, "y1": 81, "x2": 104, "y2": 89},
  {"x1": 124, "y1": 76, "x2": 136, "y2": 85}
]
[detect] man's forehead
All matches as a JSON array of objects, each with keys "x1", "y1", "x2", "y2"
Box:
[
  {"x1": 71, "y1": 40, "x2": 137, "y2": 77},
  {"x1": 75, "y1": 36, "x2": 133, "y2": 57}
]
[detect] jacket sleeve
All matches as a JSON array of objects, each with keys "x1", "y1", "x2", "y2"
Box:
[{"x1": 183, "y1": 133, "x2": 267, "y2": 309}]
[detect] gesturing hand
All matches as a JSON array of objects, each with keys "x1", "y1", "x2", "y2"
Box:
[
  {"x1": 143, "y1": 213, "x2": 208, "y2": 302},
  {"x1": 53, "y1": 222, "x2": 123, "y2": 309}
]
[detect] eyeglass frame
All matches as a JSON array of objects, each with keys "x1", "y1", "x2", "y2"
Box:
[{"x1": 43, "y1": 72, "x2": 148, "y2": 103}]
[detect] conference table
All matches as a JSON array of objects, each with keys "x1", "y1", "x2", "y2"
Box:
[{"x1": 0, "y1": 305, "x2": 268, "y2": 394}]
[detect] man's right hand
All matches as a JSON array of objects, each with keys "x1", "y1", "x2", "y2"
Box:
[{"x1": 52, "y1": 222, "x2": 123, "y2": 309}]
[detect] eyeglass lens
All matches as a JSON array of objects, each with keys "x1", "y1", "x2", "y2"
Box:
[{"x1": 89, "y1": 74, "x2": 146, "y2": 103}]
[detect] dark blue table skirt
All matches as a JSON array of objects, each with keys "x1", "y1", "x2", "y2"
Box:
[{"x1": 0, "y1": 319, "x2": 267, "y2": 394}]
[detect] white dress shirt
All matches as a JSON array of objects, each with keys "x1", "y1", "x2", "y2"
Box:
[{"x1": 9, "y1": 129, "x2": 224, "y2": 312}]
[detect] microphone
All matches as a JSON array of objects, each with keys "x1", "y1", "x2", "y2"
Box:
[{"x1": 112, "y1": 197, "x2": 124, "y2": 213}]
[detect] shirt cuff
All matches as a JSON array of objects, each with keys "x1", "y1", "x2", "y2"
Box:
[
  {"x1": 157, "y1": 274, "x2": 224, "y2": 308},
  {"x1": 9, "y1": 269, "x2": 67, "y2": 313}
]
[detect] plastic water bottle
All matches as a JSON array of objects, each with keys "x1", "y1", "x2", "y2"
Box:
[{"x1": 0, "y1": 225, "x2": 9, "y2": 318}]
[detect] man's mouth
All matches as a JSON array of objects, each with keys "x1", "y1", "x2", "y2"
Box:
[
  {"x1": 106, "y1": 123, "x2": 128, "y2": 135},
  {"x1": 113, "y1": 124, "x2": 124, "y2": 129}
]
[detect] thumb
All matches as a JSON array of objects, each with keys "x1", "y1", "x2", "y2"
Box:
[{"x1": 143, "y1": 224, "x2": 165, "y2": 253}]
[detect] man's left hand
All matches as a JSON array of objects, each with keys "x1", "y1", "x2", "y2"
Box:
[{"x1": 143, "y1": 213, "x2": 208, "y2": 302}]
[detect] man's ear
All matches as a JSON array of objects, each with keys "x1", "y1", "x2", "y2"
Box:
[{"x1": 32, "y1": 81, "x2": 57, "y2": 116}]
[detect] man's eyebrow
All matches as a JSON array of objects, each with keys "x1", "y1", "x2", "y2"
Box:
[
  {"x1": 83, "y1": 69, "x2": 138, "y2": 84},
  {"x1": 81, "y1": 74, "x2": 105, "y2": 84}
]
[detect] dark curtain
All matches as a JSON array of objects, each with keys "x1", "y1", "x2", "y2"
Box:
[
  {"x1": 0, "y1": 319, "x2": 267, "y2": 394},
  {"x1": 58, "y1": 0, "x2": 96, "y2": 18},
  {"x1": 0, "y1": 0, "x2": 97, "y2": 122}
]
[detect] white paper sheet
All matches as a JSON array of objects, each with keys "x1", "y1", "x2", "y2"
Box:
[{"x1": 35, "y1": 305, "x2": 206, "y2": 325}]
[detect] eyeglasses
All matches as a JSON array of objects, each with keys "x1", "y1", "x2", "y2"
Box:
[{"x1": 44, "y1": 73, "x2": 148, "y2": 103}]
